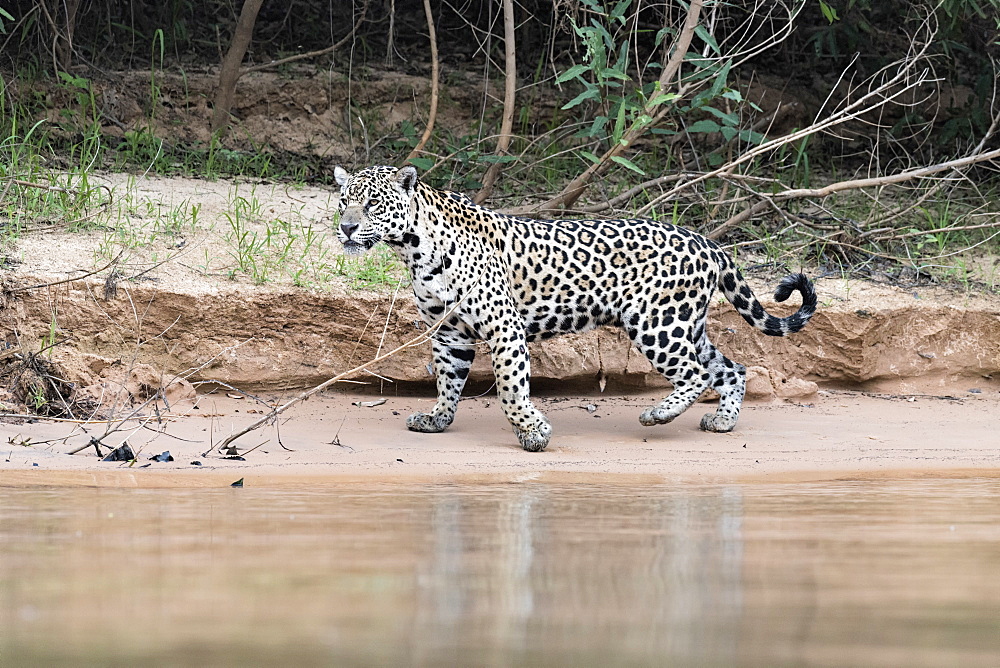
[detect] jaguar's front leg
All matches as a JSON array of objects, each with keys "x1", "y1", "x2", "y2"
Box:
[
  {"x1": 487, "y1": 327, "x2": 551, "y2": 452},
  {"x1": 406, "y1": 323, "x2": 476, "y2": 434}
]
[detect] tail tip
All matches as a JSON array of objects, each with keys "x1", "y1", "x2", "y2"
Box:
[{"x1": 774, "y1": 273, "x2": 815, "y2": 305}]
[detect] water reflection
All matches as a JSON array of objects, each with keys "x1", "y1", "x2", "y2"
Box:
[{"x1": 0, "y1": 480, "x2": 998, "y2": 666}]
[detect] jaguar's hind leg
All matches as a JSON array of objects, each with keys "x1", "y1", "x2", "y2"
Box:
[
  {"x1": 629, "y1": 328, "x2": 711, "y2": 426},
  {"x1": 697, "y1": 339, "x2": 746, "y2": 433}
]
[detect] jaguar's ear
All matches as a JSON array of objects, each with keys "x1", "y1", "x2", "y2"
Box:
[
  {"x1": 395, "y1": 166, "x2": 418, "y2": 196},
  {"x1": 334, "y1": 165, "x2": 351, "y2": 187}
]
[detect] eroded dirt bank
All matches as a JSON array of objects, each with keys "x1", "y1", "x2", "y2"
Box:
[{"x1": 3, "y1": 271, "x2": 999, "y2": 400}]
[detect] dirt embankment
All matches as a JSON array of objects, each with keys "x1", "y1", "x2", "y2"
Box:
[{"x1": 3, "y1": 268, "x2": 999, "y2": 405}]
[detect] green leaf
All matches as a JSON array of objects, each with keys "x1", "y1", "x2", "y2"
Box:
[
  {"x1": 819, "y1": 1, "x2": 839, "y2": 23},
  {"x1": 602, "y1": 66, "x2": 629, "y2": 81},
  {"x1": 686, "y1": 119, "x2": 721, "y2": 134},
  {"x1": 594, "y1": 21, "x2": 614, "y2": 52},
  {"x1": 585, "y1": 115, "x2": 610, "y2": 138},
  {"x1": 719, "y1": 125, "x2": 738, "y2": 141},
  {"x1": 611, "y1": 155, "x2": 646, "y2": 175},
  {"x1": 722, "y1": 90, "x2": 744, "y2": 103},
  {"x1": 613, "y1": 40, "x2": 631, "y2": 74},
  {"x1": 561, "y1": 85, "x2": 601, "y2": 110},
  {"x1": 0, "y1": 6, "x2": 14, "y2": 31},
  {"x1": 704, "y1": 106, "x2": 739, "y2": 126},
  {"x1": 648, "y1": 92, "x2": 680, "y2": 107},
  {"x1": 612, "y1": 99, "x2": 627, "y2": 144},
  {"x1": 633, "y1": 114, "x2": 654, "y2": 131},
  {"x1": 694, "y1": 25, "x2": 720, "y2": 55},
  {"x1": 738, "y1": 129, "x2": 766, "y2": 145},
  {"x1": 610, "y1": 0, "x2": 631, "y2": 22},
  {"x1": 708, "y1": 61, "x2": 732, "y2": 98},
  {"x1": 579, "y1": 150, "x2": 602, "y2": 164},
  {"x1": 556, "y1": 64, "x2": 590, "y2": 84},
  {"x1": 408, "y1": 157, "x2": 435, "y2": 170}
]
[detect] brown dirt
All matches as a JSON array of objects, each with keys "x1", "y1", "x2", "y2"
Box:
[
  {"x1": 2, "y1": 173, "x2": 999, "y2": 484},
  {"x1": 25, "y1": 67, "x2": 978, "y2": 167},
  {"x1": 29, "y1": 68, "x2": 490, "y2": 164}
]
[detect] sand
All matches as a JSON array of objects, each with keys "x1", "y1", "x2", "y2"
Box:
[{"x1": 1, "y1": 387, "x2": 997, "y2": 488}]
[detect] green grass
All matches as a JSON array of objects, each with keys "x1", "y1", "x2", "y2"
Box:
[{"x1": 332, "y1": 243, "x2": 407, "y2": 291}]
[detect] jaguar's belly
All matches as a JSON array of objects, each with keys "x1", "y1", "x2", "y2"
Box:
[{"x1": 519, "y1": 297, "x2": 620, "y2": 341}]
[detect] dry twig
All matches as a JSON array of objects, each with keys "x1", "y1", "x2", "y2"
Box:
[
  {"x1": 216, "y1": 304, "x2": 462, "y2": 450},
  {"x1": 8, "y1": 251, "x2": 124, "y2": 293}
]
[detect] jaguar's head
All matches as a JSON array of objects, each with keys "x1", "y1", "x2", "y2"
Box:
[{"x1": 333, "y1": 165, "x2": 418, "y2": 256}]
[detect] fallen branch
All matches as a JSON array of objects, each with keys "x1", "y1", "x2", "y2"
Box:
[
  {"x1": 473, "y1": 0, "x2": 516, "y2": 204},
  {"x1": 873, "y1": 219, "x2": 1000, "y2": 242},
  {"x1": 769, "y1": 147, "x2": 1000, "y2": 201},
  {"x1": 404, "y1": 0, "x2": 440, "y2": 164},
  {"x1": 8, "y1": 251, "x2": 123, "y2": 293},
  {"x1": 217, "y1": 306, "x2": 459, "y2": 451},
  {"x1": 705, "y1": 146, "x2": 1000, "y2": 240}
]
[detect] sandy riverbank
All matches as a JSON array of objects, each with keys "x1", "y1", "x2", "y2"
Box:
[{"x1": 2, "y1": 388, "x2": 997, "y2": 488}]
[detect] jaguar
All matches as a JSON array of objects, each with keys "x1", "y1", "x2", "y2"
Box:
[{"x1": 333, "y1": 165, "x2": 816, "y2": 451}]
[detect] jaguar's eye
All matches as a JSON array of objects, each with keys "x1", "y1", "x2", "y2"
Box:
[{"x1": 365, "y1": 199, "x2": 379, "y2": 210}]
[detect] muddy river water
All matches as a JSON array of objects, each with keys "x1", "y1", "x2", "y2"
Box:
[{"x1": 1, "y1": 479, "x2": 998, "y2": 666}]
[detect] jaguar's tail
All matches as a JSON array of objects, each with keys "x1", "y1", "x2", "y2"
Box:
[{"x1": 717, "y1": 259, "x2": 816, "y2": 337}]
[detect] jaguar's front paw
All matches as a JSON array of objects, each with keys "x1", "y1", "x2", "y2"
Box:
[
  {"x1": 514, "y1": 418, "x2": 552, "y2": 452},
  {"x1": 406, "y1": 411, "x2": 453, "y2": 433},
  {"x1": 639, "y1": 406, "x2": 677, "y2": 426}
]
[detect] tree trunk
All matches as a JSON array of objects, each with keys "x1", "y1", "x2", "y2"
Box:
[
  {"x1": 210, "y1": 0, "x2": 266, "y2": 135},
  {"x1": 56, "y1": 0, "x2": 81, "y2": 71}
]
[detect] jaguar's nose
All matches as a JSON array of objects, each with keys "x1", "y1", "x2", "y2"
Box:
[{"x1": 340, "y1": 221, "x2": 359, "y2": 239}]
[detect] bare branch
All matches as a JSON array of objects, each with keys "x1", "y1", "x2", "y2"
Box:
[
  {"x1": 474, "y1": 0, "x2": 517, "y2": 204},
  {"x1": 772, "y1": 148, "x2": 1000, "y2": 201},
  {"x1": 239, "y1": 1, "x2": 369, "y2": 77},
  {"x1": 706, "y1": 147, "x2": 1000, "y2": 240},
  {"x1": 639, "y1": 18, "x2": 941, "y2": 218},
  {"x1": 217, "y1": 302, "x2": 465, "y2": 450},
  {"x1": 404, "y1": 0, "x2": 440, "y2": 164}
]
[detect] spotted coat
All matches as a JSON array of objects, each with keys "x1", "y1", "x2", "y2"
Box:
[{"x1": 334, "y1": 165, "x2": 817, "y2": 452}]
